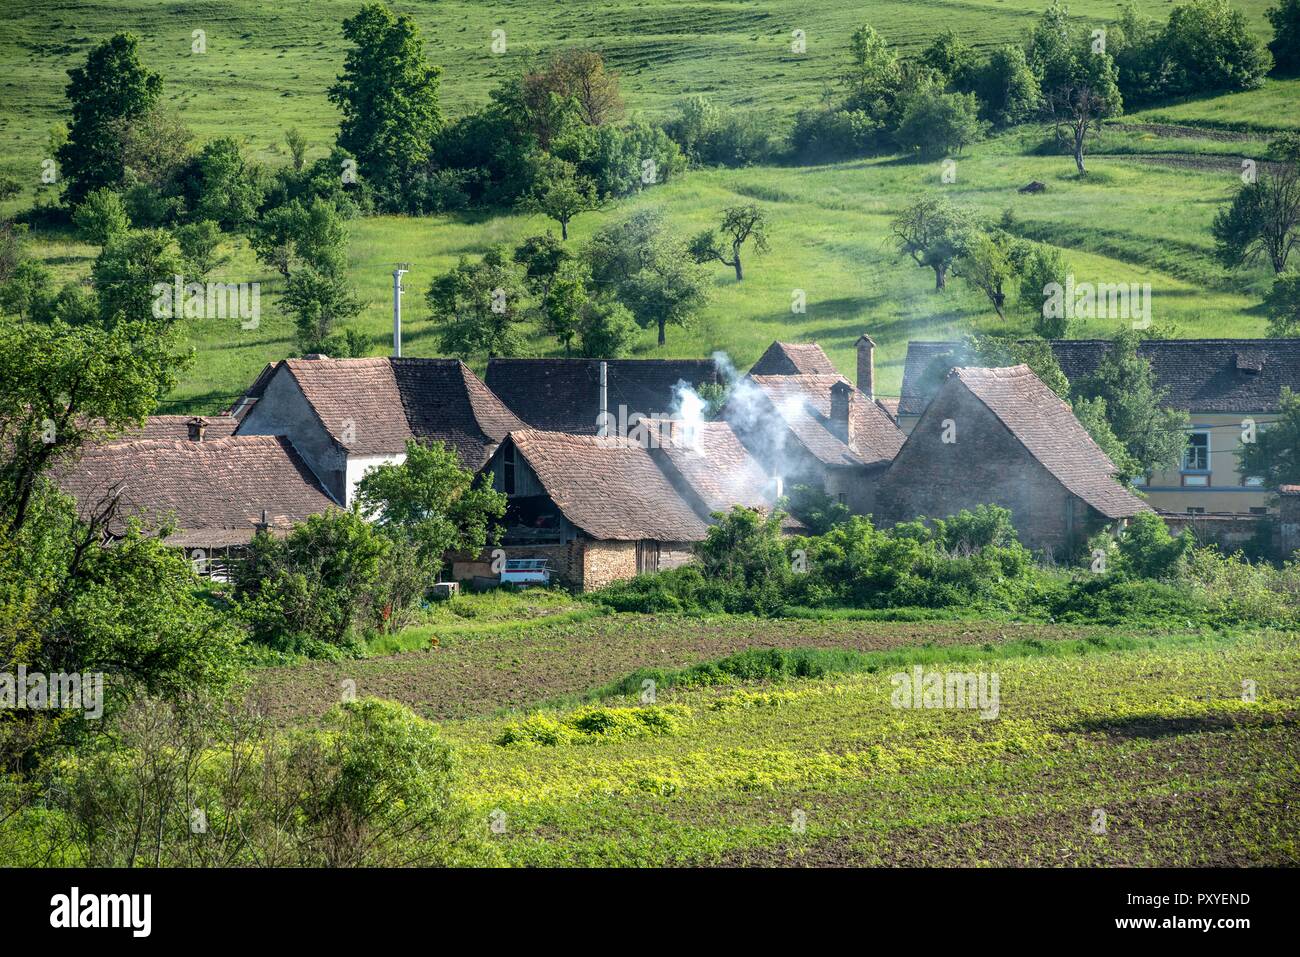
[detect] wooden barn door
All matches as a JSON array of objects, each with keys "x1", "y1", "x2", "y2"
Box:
[{"x1": 636, "y1": 540, "x2": 660, "y2": 575}]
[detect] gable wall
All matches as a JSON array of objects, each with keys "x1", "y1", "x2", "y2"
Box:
[{"x1": 236, "y1": 368, "x2": 347, "y2": 503}]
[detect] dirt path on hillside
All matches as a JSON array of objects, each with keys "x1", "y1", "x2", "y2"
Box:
[
  {"x1": 249, "y1": 617, "x2": 1111, "y2": 726},
  {"x1": 1109, "y1": 122, "x2": 1267, "y2": 143}
]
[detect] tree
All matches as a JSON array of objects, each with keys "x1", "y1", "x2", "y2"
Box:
[
  {"x1": 1070, "y1": 330, "x2": 1191, "y2": 477},
  {"x1": 1211, "y1": 163, "x2": 1300, "y2": 274},
  {"x1": 1041, "y1": 41, "x2": 1123, "y2": 176},
  {"x1": 973, "y1": 46, "x2": 1042, "y2": 127},
  {"x1": 106, "y1": 104, "x2": 195, "y2": 192},
  {"x1": 890, "y1": 196, "x2": 970, "y2": 290},
  {"x1": 954, "y1": 228, "x2": 1022, "y2": 319},
  {"x1": 840, "y1": 24, "x2": 903, "y2": 123},
  {"x1": 546, "y1": 49, "x2": 625, "y2": 126},
  {"x1": 181, "y1": 137, "x2": 263, "y2": 230},
  {"x1": 283, "y1": 265, "x2": 363, "y2": 353},
  {"x1": 1161, "y1": 0, "x2": 1272, "y2": 96},
  {"x1": 1263, "y1": 272, "x2": 1300, "y2": 336},
  {"x1": 57, "y1": 33, "x2": 163, "y2": 204},
  {"x1": 175, "y1": 220, "x2": 226, "y2": 280},
  {"x1": 251, "y1": 198, "x2": 350, "y2": 279},
  {"x1": 285, "y1": 127, "x2": 308, "y2": 171},
  {"x1": 1116, "y1": 510, "x2": 1191, "y2": 578},
  {"x1": 894, "y1": 88, "x2": 986, "y2": 159},
  {"x1": 355, "y1": 438, "x2": 506, "y2": 570},
  {"x1": 512, "y1": 233, "x2": 571, "y2": 310},
  {"x1": 1071, "y1": 395, "x2": 1141, "y2": 481},
  {"x1": 540, "y1": 260, "x2": 590, "y2": 354},
  {"x1": 586, "y1": 208, "x2": 710, "y2": 346},
  {"x1": 426, "y1": 246, "x2": 528, "y2": 358},
  {"x1": 920, "y1": 29, "x2": 978, "y2": 88},
  {"x1": 519, "y1": 159, "x2": 599, "y2": 240},
  {"x1": 71, "y1": 188, "x2": 129, "y2": 248},
  {"x1": 576, "y1": 296, "x2": 638, "y2": 357},
  {"x1": 329, "y1": 3, "x2": 442, "y2": 209},
  {"x1": 688, "y1": 203, "x2": 770, "y2": 280},
  {"x1": 92, "y1": 228, "x2": 184, "y2": 324},
  {"x1": 1239, "y1": 387, "x2": 1300, "y2": 488},
  {"x1": 1270, "y1": 0, "x2": 1300, "y2": 74}
]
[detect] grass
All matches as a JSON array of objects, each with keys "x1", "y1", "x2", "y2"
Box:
[
  {"x1": 2, "y1": 3, "x2": 1298, "y2": 413},
  {"x1": 436, "y1": 627, "x2": 1299, "y2": 865}
]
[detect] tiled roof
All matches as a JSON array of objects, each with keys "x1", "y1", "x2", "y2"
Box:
[
  {"x1": 275, "y1": 356, "x2": 526, "y2": 467},
  {"x1": 228, "y1": 361, "x2": 279, "y2": 420},
  {"x1": 745, "y1": 374, "x2": 907, "y2": 467},
  {"x1": 105, "y1": 415, "x2": 239, "y2": 444},
  {"x1": 655, "y1": 422, "x2": 775, "y2": 515},
  {"x1": 749, "y1": 341, "x2": 838, "y2": 376},
  {"x1": 900, "y1": 339, "x2": 1300, "y2": 417},
  {"x1": 507, "y1": 430, "x2": 710, "y2": 541},
  {"x1": 951, "y1": 366, "x2": 1148, "y2": 520},
  {"x1": 485, "y1": 358, "x2": 722, "y2": 433},
  {"x1": 53, "y1": 435, "x2": 336, "y2": 546}
]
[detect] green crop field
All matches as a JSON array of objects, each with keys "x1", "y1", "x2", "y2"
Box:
[
  {"x1": 2, "y1": 1, "x2": 1298, "y2": 412},
  {"x1": 256, "y1": 614, "x2": 1300, "y2": 866}
]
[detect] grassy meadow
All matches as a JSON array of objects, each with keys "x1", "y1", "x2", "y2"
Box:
[{"x1": 2, "y1": 1, "x2": 1298, "y2": 411}]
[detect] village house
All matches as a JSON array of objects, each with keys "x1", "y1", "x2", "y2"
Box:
[
  {"x1": 54, "y1": 416, "x2": 335, "y2": 575},
  {"x1": 727, "y1": 337, "x2": 906, "y2": 513},
  {"x1": 873, "y1": 365, "x2": 1149, "y2": 557},
  {"x1": 897, "y1": 339, "x2": 1300, "y2": 516},
  {"x1": 485, "y1": 357, "x2": 722, "y2": 434},
  {"x1": 233, "y1": 355, "x2": 526, "y2": 506}
]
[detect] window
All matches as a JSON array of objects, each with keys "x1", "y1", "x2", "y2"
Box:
[
  {"x1": 1187, "y1": 507, "x2": 1206, "y2": 515},
  {"x1": 1242, "y1": 475, "x2": 1264, "y2": 487},
  {"x1": 503, "y1": 445, "x2": 516, "y2": 495},
  {"x1": 1182, "y1": 432, "x2": 1209, "y2": 472}
]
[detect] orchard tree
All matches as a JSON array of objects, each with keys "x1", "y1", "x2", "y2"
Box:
[
  {"x1": 512, "y1": 233, "x2": 571, "y2": 310},
  {"x1": 520, "y1": 159, "x2": 599, "y2": 240},
  {"x1": 92, "y1": 228, "x2": 184, "y2": 324},
  {"x1": 284, "y1": 265, "x2": 363, "y2": 353},
  {"x1": 329, "y1": 3, "x2": 443, "y2": 208},
  {"x1": 175, "y1": 221, "x2": 226, "y2": 280},
  {"x1": 252, "y1": 198, "x2": 350, "y2": 278},
  {"x1": 894, "y1": 88, "x2": 986, "y2": 158},
  {"x1": 426, "y1": 246, "x2": 528, "y2": 359},
  {"x1": 688, "y1": 203, "x2": 770, "y2": 280},
  {"x1": 540, "y1": 260, "x2": 590, "y2": 355},
  {"x1": 954, "y1": 228, "x2": 1024, "y2": 320},
  {"x1": 1212, "y1": 161, "x2": 1300, "y2": 274},
  {"x1": 576, "y1": 296, "x2": 638, "y2": 357},
  {"x1": 544, "y1": 49, "x2": 625, "y2": 127},
  {"x1": 58, "y1": 33, "x2": 163, "y2": 204},
  {"x1": 890, "y1": 196, "x2": 971, "y2": 290},
  {"x1": 1042, "y1": 44, "x2": 1123, "y2": 175}
]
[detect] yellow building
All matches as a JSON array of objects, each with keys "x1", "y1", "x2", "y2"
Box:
[{"x1": 896, "y1": 340, "x2": 1300, "y2": 516}]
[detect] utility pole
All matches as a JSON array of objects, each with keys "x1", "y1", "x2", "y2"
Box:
[{"x1": 392, "y1": 264, "x2": 409, "y2": 358}]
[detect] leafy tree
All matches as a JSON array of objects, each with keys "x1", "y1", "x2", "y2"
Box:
[
  {"x1": 0, "y1": 176, "x2": 22, "y2": 203},
  {"x1": 1263, "y1": 272, "x2": 1300, "y2": 336},
  {"x1": 920, "y1": 29, "x2": 978, "y2": 88},
  {"x1": 329, "y1": 3, "x2": 443, "y2": 209},
  {"x1": 788, "y1": 107, "x2": 885, "y2": 161},
  {"x1": 512, "y1": 233, "x2": 571, "y2": 310},
  {"x1": 695, "y1": 507, "x2": 793, "y2": 614},
  {"x1": 540, "y1": 260, "x2": 590, "y2": 354},
  {"x1": 890, "y1": 196, "x2": 971, "y2": 290},
  {"x1": 894, "y1": 88, "x2": 986, "y2": 158},
  {"x1": 972, "y1": 46, "x2": 1042, "y2": 127},
  {"x1": 57, "y1": 33, "x2": 163, "y2": 204},
  {"x1": 1161, "y1": 0, "x2": 1272, "y2": 95},
  {"x1": 840, "y1": 24, "x2": 903, "y2": 123},
  {"x1": 426, "y1": 246, "x2": 528, "y2": 358},
  {"x1": 106, "y1": 104, "x2": 195, "y2": 193},
  {"x1": 92, "y1": 228, "x2": 184, "y2": 324},
  {"x1": 181, "y1": 137, "x2": 263, "y2": 230},
  {"x1": 585, "y1": 208, "x2": 710, "y2": 346},
  {"x1": 175, "y1": 220, "x2": 226, "y2": 280},
  {"x1": 1239, "y1": 386, "x2": 1300, "y2": 488},
  {"x1": 1071, "y1": 395, "x2": 1141, "y2": 480},
  {"x1": 285, "y1": 127, "x2": 308, "y2": 171},
  {"x1": 576, "y1": 296, "x2": 638, "y2": 357},
  {"x1": 1070, "y1": 330, "x2": 1191, "y2": 477},
  {"x1": 235, "y1": 507, "x2": 390, "y2": 656},
  {"x1": 1116, "y1": 510, "x2": 1191, "y2": 579},
  {"x1": 72, "y1": 188, "x2": 130, "y2": 248},
  {"x1": 355, "y1": 438, "x2": 506, "y2": 570},
  {"x1": 542, "y1": 49, "x2": 625, "y2": 127},
  {"x1": 1270, "y1": 0, "x2": 1300, "y2": 74},
  {"x1": 1211, "y1": 162, "x2": 1300, "y2": 274},
  {"x1": 1018, "y1": 242, "x2": 1073, "y2": 334},
  {"x1": 519, "y1": 159, "x2": 599, "y2": 240},
  {"x1": 283, "y1": 265, "x2": 363, "y2": 353},
  {"x1": 688, "y1": 203, "x2": 770, "y2": 280},
  {"x1": 251, "y1": 197, "x2": 350, "y2": 279},
  {"x1": 953, "y1": 228, "x2": 1022, "y2": 319},
  {"x1": 1040, "y1": 37, "x2": 1123, "y2": 175},
  {"x1": 0, "y1": 260, "x2": 54, "y2": 321}
]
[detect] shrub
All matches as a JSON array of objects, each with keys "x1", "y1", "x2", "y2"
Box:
[
  {"x1": 72, "y1": 188, "x2": 129, "y2": 247},
  {"x1": 1116, "y1": 510, "x2": 1192, "y2": 579}
]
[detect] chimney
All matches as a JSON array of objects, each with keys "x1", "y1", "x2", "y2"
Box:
[
  {"x1": 596, "y1": 361, "x2": 609, "y2": 436},
  {"x1": 186, "y1": 416, "x2": 208, "y2": 442},
  {"x1": 829, "y1": 380, "x2": 853, "y2": 443},
  {"x1": 856, "y1": 333, "x2": 876, "y2": 399},
  {"x1": 254, "y1": 508, "x2": 270, "y2": 535}
]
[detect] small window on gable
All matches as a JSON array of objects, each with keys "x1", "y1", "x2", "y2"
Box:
[{"x1": 503, "y1": 445, "x2": 517, "y2": 495}]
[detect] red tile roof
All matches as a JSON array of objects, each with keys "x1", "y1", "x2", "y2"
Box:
[
  {"x1": 951, "y1": 365, "x2": 1148, "y2": 519},
  {"x1": 749, "y1": 341, "x2": 838, "y2": 376},
  {"x1": 746, "y1": 374, "x2": 907, "y2": 467},
  {"x1": 655, "y1": 422, "x2": 774, "y2": 514},
  {"x1": 54, "y1": 435, "x2": 336, "y2": 546},
  {"x1": 507, "y1": 430, "x2": 711, "y2": 541},
  {"x1": 278, "y1": 356, "x2": 526, "y2": 467}
]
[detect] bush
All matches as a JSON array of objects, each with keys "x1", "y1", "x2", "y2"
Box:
[
  {"x1": 1270, "y1": 0, "x2": 1300, "y2": 74},
  {"x1": 894, "y1": 89, "x2": 986, "y2": 159},
  {"x1": 789, "y1": 108, "x2": 885, "y2": 161},
  {"x1": 71, "y1": 188, "x2": 129, "y2": 247},
  {"x1": 1116, "y1": 510, "x2": 1192, "y2": 579}
]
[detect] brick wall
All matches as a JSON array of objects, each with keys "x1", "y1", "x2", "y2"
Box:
[{"x1": 871, "y1": 383, "x2": 1101, "y2": 557}]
